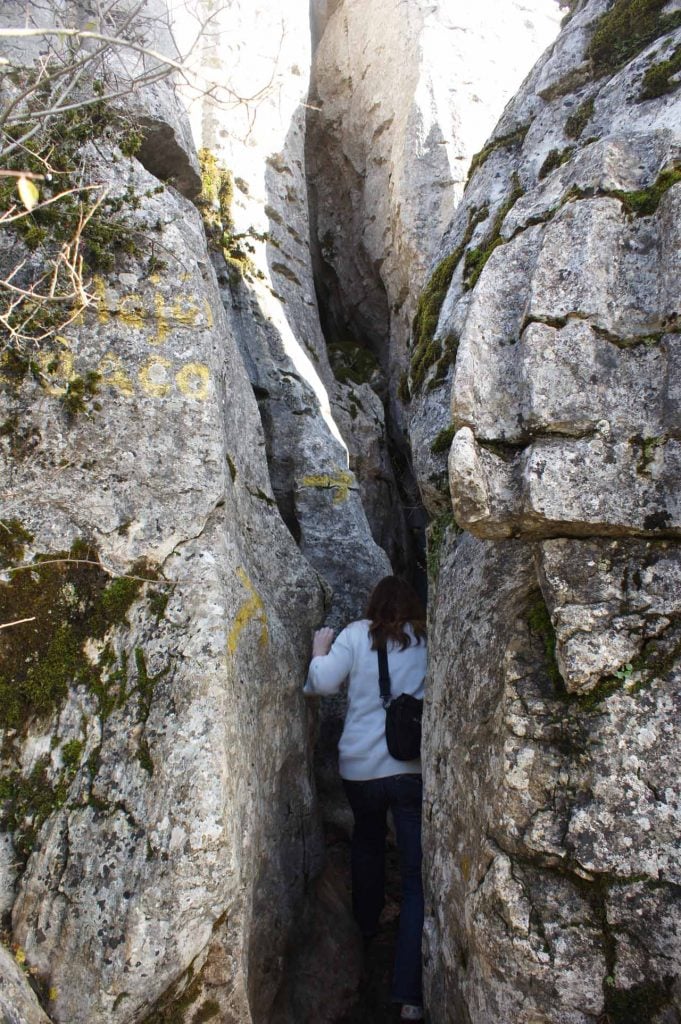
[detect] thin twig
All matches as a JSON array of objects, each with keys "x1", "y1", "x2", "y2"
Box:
[
  {"x1": 0, "y1": 182, "x2": 105, "y2": 224},
  {"x1": 0, "y1": 27, "x2": 191, "y2": 73},
  {"x1": 0, "y1": 617, "x2": 36, "y2": 630},
  {"x1": 0, "y1": 169, "x2": 45, "y2": 180},
  {"x1": 4, "y1": 558, "x2": 172, "y2": 586}
]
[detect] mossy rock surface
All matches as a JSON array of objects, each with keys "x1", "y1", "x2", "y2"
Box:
[
  {"x1": 430, "y1": 424, "x2": 456, "y2": 456},
  {"x1": 467, "y1": 125, "x2": 529, "y2": 180},
  {"x1": 565, "y1": 96, "x2": 595, "y2": 139},
  {"x1": 426, "y1": 510, "x2": 458, "y2": 582},
  {"x1": 0, "y1": 535, "x2": 163, "y2": 730},
  {"x1": 587, "y1": 0, "x2": 681, "y2": 78},
  {"x1": 527, "y1": 590, "x2": 565, "y2": 696},
  {"x1": 539, "y1": 146, "x2": 574, "y2": 180},
  {"x1": 0, "y1": 756, "x2": 72, "y2": 859},
  {"x1": 462, "y1": 174, "x2": 523, "y2": 292},
  {"x1": 410, "y1": 205, "x2": 489, "y2": 396},
  {"x1": 639, "y1": 42, "x2": 681, "y2": 100},
  {"x1": 328, "y1": 340, "x2": 379, "y2": 385}
]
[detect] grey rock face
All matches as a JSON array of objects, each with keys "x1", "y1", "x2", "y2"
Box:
[
  {"x1": 424, "y1": 533, "x2": 681, "y2": 1024},
  {"x1": 0, "y1": 20, "x2": 327, "y2": 1022},
  {"x1": 308, "y1": 0, "x2": 562, "y2": 531},
  {"x1": 422, "y1": 0, "x2": 681, "y2": 1020},
  {"x1": 0, "y1": 946, "x2": 51, "y2": 1024},
  {"x1": 179, "y1": 0, "x2": 391, "y2": 618},
  {"x1": 308, "y1": 0, "x2": 562, "y2": 367},
  {"x1": 410, "y1": 0, "x2": 681, "y2": 538},
  {"x1": 2, "y1": 169, "x2": 325, "y2": 1023},
  {"x1": 0, "y1": 1, "x2": 399, "y2": 1021}
]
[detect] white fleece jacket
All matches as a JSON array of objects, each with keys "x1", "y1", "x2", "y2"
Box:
[{"x1": 304, "y1": 619, "x2": 426, "y2": 781}]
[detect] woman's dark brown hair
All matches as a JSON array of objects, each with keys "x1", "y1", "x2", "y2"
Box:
[{"x1": 365, "y1": 575, "x2": 426, "y2": 650}]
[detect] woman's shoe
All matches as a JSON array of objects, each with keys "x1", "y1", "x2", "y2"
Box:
[{"x1": 400, "y1": 1006, "x2": 424, "y2": 1021}]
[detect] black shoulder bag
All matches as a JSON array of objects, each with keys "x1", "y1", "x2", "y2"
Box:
[{"x1": 377, "y1": 645, "x2": 422, "y2": 761}]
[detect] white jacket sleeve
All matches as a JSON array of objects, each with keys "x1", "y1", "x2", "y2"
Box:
[{"x1": 304, "y1": 625, "x2": 355, "y2": 696}]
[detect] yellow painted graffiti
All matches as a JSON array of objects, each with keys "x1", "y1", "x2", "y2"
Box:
[
  {"x1": 138, "y1": 355, "x2": 172, "y2": 398},
  {"x1": 91, "y1": 275, "x2": 214, "y2": 345},
  {"x1": 0, "y1": 343, "x2": 212, "y2": 402},
  {"x1": 152, "y1": 291, "x2": 169, "y2": 345},
  {"x1": 299, "y1": 470, "x2": 354, "y2": 503},
  {"x1": 0, "y1": 276, "x2": 216, "y2": 401},
  {"x1": 117, "y1": 294, "x2": 145, "y2": 331},
  {"x1": 36, "y1": 347, "x2": 74, "y2": 396},
  {"x1": 176, "y1": 362, "x2": 211, "y2": 401},
  {"x1": 227, "y1": 567, "x2": 269, "y2": 656},
  {"x1": 97, "y1": 352, "x2": 135, "y2": 397}
]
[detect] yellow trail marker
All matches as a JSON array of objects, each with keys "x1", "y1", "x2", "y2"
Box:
[
  {"x1": 227, "y1": 567, "x2": 269, "y2": 656},
  {"x1": 299, "y1": 470, "x2": 354, "y2": 503}
]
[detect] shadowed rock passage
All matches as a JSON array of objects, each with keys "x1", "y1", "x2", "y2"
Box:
[{"x1": 2, "y1": 0, "x2": 680, "y2": 1022}]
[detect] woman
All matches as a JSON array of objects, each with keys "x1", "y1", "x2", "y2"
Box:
[{"x1": 305, "y1": 575, "x2": 427, "y2": 1022}]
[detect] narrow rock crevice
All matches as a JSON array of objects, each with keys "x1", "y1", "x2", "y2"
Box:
[{"x1": 305, "y1": 129, "x2": 428, "y2": 594}]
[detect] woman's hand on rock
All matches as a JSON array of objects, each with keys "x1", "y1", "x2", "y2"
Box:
[{"x1": 312, "y1": 627, "x2": 334, "y2": 657}]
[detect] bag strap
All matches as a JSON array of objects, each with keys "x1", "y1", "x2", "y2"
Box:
[{"x1": 377, "y1": 645, "x2": 391, "y2": 708}]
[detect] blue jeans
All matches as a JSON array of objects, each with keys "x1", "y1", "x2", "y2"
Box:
[{"x1": 343, "y1": 774, "x2": 424, "y2": 1005}]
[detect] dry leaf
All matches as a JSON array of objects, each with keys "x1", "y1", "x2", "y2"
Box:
[{"x1": 17, "y1": 176, "x2": 39, "y2": 211}]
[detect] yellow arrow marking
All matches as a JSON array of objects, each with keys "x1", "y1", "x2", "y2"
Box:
[
  {"x1": 299, "y1": 470, "x2": 354, "y2": 503},
  {"x1": 227, "y1": 567, "x2": 269, "y2": 656}
]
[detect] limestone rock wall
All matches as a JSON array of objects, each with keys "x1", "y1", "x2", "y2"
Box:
[
  {"x1": 0, "y1": 4, "x2": 329, "y2": 1021},
  {"x1": 307, "y1": 0, "x2": 562, "y2": 401},
  {"x1": 0, "y1": 945, "x2": 51, "y2": 1024},
  {"x1": 5, "y1": 0, "x2": 680, "y2": 1021},
  {"x1": 175, "y1": 0, "x2": 392, "y2": 603},
  {"x1": 421, "y1": 1, "x2": 681, "y2": 1020}
]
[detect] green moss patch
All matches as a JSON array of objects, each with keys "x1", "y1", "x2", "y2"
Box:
[
  {"x1": 463, "y1": 174, "x2": 523, "y2": 291},
  {"x1": 0, "y1": 535, "x2": 166, "y2": 730},
  {"x1": 196, "y1": 149, "x2": 262, "y2": 283},
  {"x1": 426, "y1": 510, "x2": 458, "y2": 582},
  {"x1": 410, "y1": 206, "x2": 488, "y2": 395},
  {"x1": 527, "y1": 591, "x2": 565, "y2": 695},
  {"x1": 327, "y1": 340, "x2": 379, "y2": 385},
  {"x1": 563, "y1": 163, "x2": 681, "y2": 216},
  {"x1": 539, "y1": 146, "x2": 575, "y2": 180},
  {"x1": 430, "y1": 424, "x2": 456, "y2": 456},
  {"x1": 639, "y1": 42, "x2": 681, "y2": 99},
  {"x1": 411, "y1": 252, "x2": 460, "y2": 391},
  {"x1": 426, "y1": 333, "x2": 460, "y2": 395},
  {"x1": 565, "y1": 96, "x2": 595, "y2": 139},
  {"x1": 467, "y1": 125, "x2": 530, "y2": 180},
  {"x1": 587, "y1": 0, "x2": 681, "y2": 79},
  {"x1": 0, "y1": 756, "x2": 71, "y2": 859},
  {"x1": 0, "y1": 519, "x2": 34, "y2": 569},
  {"x1": 61, "y1": 739, "x2": 84, "y2": 770},
  {"x1": 608, "y1": 164, "x2": 681, "y2": 215},
  {"x1": 61, "y1": 372, "x2": 101, "y2": 418},
  {"x1": 197, "y1": 149, "x2": 234, "y2": 233}
]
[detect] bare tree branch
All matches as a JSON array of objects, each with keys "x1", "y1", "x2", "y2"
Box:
[{"x1": 0, "y1": 27, "x2": 192, "y2": 74}]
